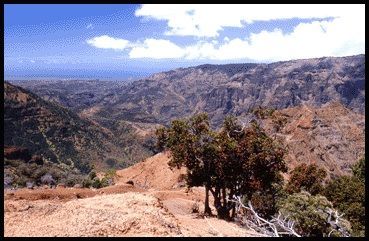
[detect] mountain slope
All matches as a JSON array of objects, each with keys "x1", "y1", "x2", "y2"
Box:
[
  {"x1": 259, "y1": 102, "x2": 365, "y2": 178},
  {"x1": 10, "y1": 79, "x2": 128, "y2": 113},
  {"x1": 13, "y1": 55, "x2": 364, "y2": 128},
  {"x1": 4, "y1": 81, "x2": 153, "y2": 171},
  {"x1": 73, "y1": 54, "x2": 364, "y2": 127}
]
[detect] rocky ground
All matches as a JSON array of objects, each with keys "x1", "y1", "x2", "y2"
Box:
[{"x1": 4, "y1": 152, "x2": 264, "y2": 237}]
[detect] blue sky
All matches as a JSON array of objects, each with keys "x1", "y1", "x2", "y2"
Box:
[{"x1": 4, "y1": 4, "x2": 365, "y2": 80}]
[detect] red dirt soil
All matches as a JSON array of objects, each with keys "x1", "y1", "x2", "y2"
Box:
[{"x1": 4, "y1": 152, "x2": 263, "y2": 237}]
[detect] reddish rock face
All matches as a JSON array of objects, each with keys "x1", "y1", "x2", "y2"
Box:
[{"x1": 260, "y1": 102, "x2": 365, "y2": 179}]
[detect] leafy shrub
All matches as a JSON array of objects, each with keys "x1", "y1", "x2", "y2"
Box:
[
  {"x1": 324, "y1": 175, "x2": 365, "y2": 236},
  {"x1": 278, "y1": 191, "x2": 352, "y2": 237},
  {"x1": 104, "y1": 168, "x2": 116, "y2": 181},
  {"x1": 247, "y1": 183, "x2": 287, "y2": 219},
  {"x1": 352, "y1": 157, "x2": 365, "y2": 181},
  {"x1": 63, "y1": 174, "x2": 84, "y2": 187},
  {"x1": 285, "y1": 163, "x2": 327, "y2": 195},
  {"x1": 91, "y1": 178, "x2": 102, "y2": 189},
  {"x1": 100, "y1": 177, "x2": 111, "y2": 188},
  {"x1": 82, "y1": 178, "x2": 92, "y2": 188},
  {"x1": 88, "y1": 170, "x2": 97, "y2": 180}
]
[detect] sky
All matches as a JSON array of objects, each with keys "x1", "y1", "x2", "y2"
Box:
[{"x1": 4, "y1": 4, "x2": 365, "y2": 80}]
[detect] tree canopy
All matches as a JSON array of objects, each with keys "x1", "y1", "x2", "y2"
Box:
[
  {"x1": 156, "y1": 113, "x2": 287, "y2": 220},
  {"x1": 285, "y1": 163, "x2": 327, "y2": 195}
]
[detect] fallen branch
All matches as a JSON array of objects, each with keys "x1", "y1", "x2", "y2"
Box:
[{"x1": 228, "y1": 196, "x2": 301, "y2": 237}]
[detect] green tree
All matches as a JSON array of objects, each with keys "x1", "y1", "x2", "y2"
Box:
[
  {"x1": 324, "y1": 175, "x2": 365, "y2": 236},
  {"x1": 324, "y1": 157, "x2": 365, "y2": 236},
  {"x1": 157, "y1": 114, "x2": 287, "y2": 220},
  {"x1": 285, "y1": 163, "x2": 327, "y2": 195},
  {"x1": 157, "y1": 113, "x2": 215, "y2": 215}
]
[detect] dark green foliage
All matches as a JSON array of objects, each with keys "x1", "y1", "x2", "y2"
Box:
[
  {"x1": 352, "y1": 157, "x2": 365, "y2": 181},
  {"x1": 157, "y1": 113, "x2": 287, "y2": 220},
  {"x1": 286, "y1": 163, "x2": 327, "y2": 195},
  {"x1": 323, "y1": 157, "x2": 365, "y2": 236},
  {"x1": 83, "y1": 169, "x2": 114, "y2": 189},
  {"x1": 63, "y1": 174, "x2": 85, "y2": 187},
  {"x1": 82, "y1": 178, "x2": 93, "y2": 188},
  {"x1": 244, "y1": 180, "x2": 287, "y2": 219},
  {"x1": 91, "y1": 178, "x2": 102, "y2": 189},
  {"x1": 251, "y1": 106, "x2": 275, "y2": 119},
  {"x1": 74, "y1": 160, "x2": 92, "y2": 174},
  {"x1": 30, "y1": 155, "x2": 44, "y2": 165},
  {"x1": 88, "y1": 170, "x2": 97, "y2": 180},
  {"x1": 324, "y1": 175, "x2": 365, "y2": 236},
  {"x1": 106, "y1": 158, "x2": 117, "y2": 168},
  {"x1": 4, "y1": 157, "x2": 87, "y2": 188},
  {"x1": 100, "y1": 177, "x2": 111, "y2": 188},
  {"x1": 278, "y1": 191, "x2": 352, "y2": 237},
  {"x1": 104, "y1": 168, "x2": 116, "y2": 181}
]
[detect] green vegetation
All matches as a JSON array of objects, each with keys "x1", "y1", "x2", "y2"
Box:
[
  {"x1": 156, "y1": 113, "x2": 364, "y2": 236},
  {"x1": 4, "y1": 154, "x2": 116, "y2": 190},
  {"x1": 352, "y1": 157, "x2": 365, "y2": 182},
  {"x1": 324, "y1": 157, "x2": 365, "y2": 237},
  {"x1": 286, "y1": 163, "x2": 327, "y2": 195},
  {"x1": 4, "y1": 157, "x2": 84, "y2": 188},
  {"x1": 251, "y1": 106, "x2": 275, "y2": 119},
  {"x1": 82, "y1": 169, "x2": 116, "y2": 189},
  {"x1": 157, "y1": 113, "x2": 287, "y2": 220},
  {"x1": 278, "y1": 191, "x2": 352, "y2": 237},
  {"x1": 4, "y1": 82, "x2": 154, "y2": 174}
]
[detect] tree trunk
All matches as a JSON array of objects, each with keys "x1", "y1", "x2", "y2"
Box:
[
  {"x1": 204, "y1": 185, "x2": 212, "y2": 215},
  {"x1": 229, "y1": 189, "x2": 236, "y2": 219},
  {"x1": 216, "y1": 187, "x2": 231, "y2": 220},
  {"x1": 210, "y1": 186, "x2": 231, "y2": 220},
  {"x1": 231, "y1": 206, "x2": 236, "y2": 219}
]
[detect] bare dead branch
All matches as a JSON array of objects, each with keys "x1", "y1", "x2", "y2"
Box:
[{"x1": 228, "y1": 195, "x2": 301, "y2": 237}]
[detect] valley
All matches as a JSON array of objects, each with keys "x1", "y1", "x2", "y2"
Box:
[{"x1": 4, "y1": 54, "x2": 365, "y2": 237}]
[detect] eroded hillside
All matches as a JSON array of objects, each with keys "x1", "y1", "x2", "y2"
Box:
[
  {"x1": 259, "y1": 102, "x2": 365, "y2": 178},
  {"x1": 4, "y1": 81, "x2": 153, "y2": 171}
]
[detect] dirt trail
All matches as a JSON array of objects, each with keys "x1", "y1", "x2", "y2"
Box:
[
  {"x1": 4, "y1": 152, "x2": 263, "y2": 237},
  {"x1": 5, "y1": 192, "x2": 182, "y2": 237}
]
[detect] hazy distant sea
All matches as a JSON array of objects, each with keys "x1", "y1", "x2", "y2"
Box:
[{"x1": 4, "y1": 69, "x2": 152, "y2": 82}]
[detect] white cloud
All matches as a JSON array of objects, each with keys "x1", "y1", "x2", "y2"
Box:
[
  {"x1": 135, "y1": 4, "x2": 363, "y2": 38},
  {"x1": 86, "y1": 35, "x2": 129, "y2": 50},
  {"x1": 124, "y1": 15, "x2": 364, "y2": 61},
  {"x1": 129, "y1": 39, "x2": 185, "y2": 59},
  {"x1": 87, "y1": 4, "x2": 364, "y2": 61},
  {"x1": 237, "y1": 15, "x2": 365, "y2": 61}
]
